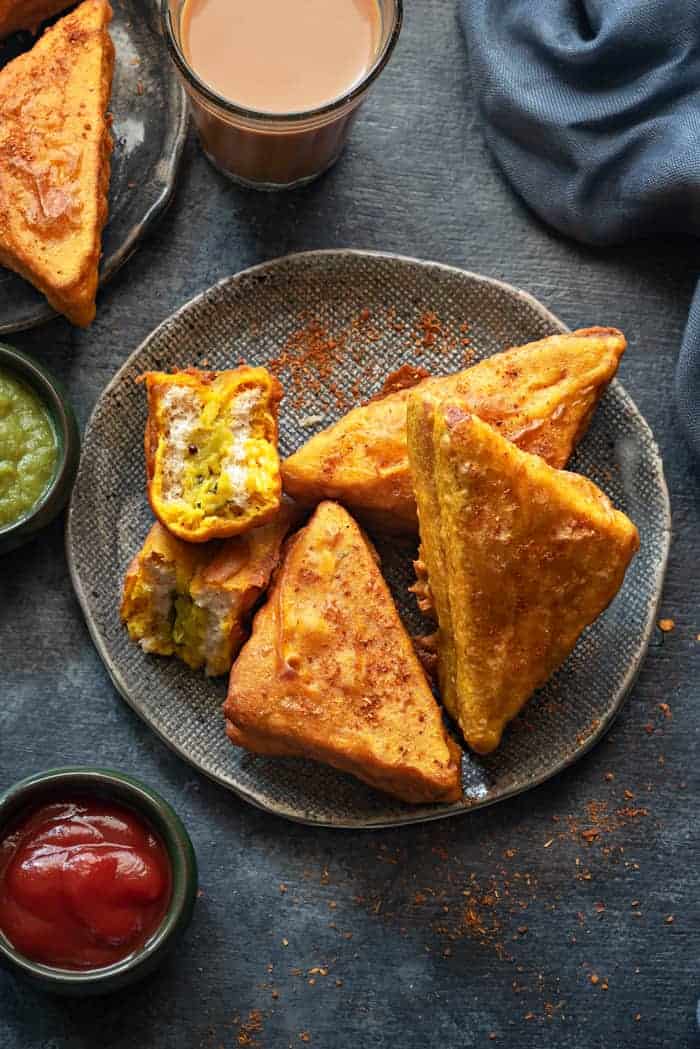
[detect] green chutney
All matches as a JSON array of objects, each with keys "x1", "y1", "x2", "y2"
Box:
[{"x1": 0, "y1": 369, "x2": 57, "y2": 528}]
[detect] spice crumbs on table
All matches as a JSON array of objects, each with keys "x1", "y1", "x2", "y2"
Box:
[
  {"x1": 665, "y1": 915, "x2": 674, "y2": 924},
  {"x1": 233, "y1": 1011, "x2": 264, "y2": 1048},
  {"x1": 658, "y1": 618, "x2": 675, "y2": 631}
]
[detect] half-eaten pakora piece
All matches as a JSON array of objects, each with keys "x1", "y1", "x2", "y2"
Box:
[
  {"x1": 0, "y1": 0, "x2": 114, "y2": 326},
  {"x1": 0, "y1": 0, "x2": 76, "y2": 38},
  {"x1": 141, "y1": 367, "x2": 283, "y2": 543},
  {"x1": 121, "y1": 502, "x2": 298, "y2": 676},
  {"x1": 407, "y1": 398, "x2": 639, "y2": 755},
  {"x1": 224, "y1": 500, "x2": 463, "y2": 805},
  {"x1": 282, "y1": 327, "x2": 627, "y2": 532}
]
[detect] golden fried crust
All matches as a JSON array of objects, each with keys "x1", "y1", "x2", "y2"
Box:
[
  {"x1": 282, "y1": 328, "x2": 627, "y2": 532},
  {"x1": 408, "y1": 401, "x2": 639, "y2": 755},
  {"x1": 121, "y1": 503, "x2": 300, "y2": 676},
  {"x1": 141, "y1": 367, "x2": 283, "y2": 543},
  {"x1": 0, "y1": 1, "x2": 75, "y2": 38},
  {"x1": 0, "y1": 0, "x2": 114, "y2": 326},
  {"x1": 224, "y1": 501, "x2": 463, "y2": 805},
  {"x1": 188, "y1": 499, "x2": 303, "y2": 663}
]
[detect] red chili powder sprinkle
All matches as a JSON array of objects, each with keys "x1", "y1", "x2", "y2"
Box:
[{"x1": 268, "y1": 317, "x2": 348, "y2": 410}]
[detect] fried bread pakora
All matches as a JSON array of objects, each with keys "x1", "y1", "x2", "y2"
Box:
[
  {"x1": 141, "y1": 367, "x2": 283, "y2": 543},
  {"x1": 121, "y1": 502, "x2": 299, "y2": 676},
  {"x1": 0, "y1": 1, "x2": 75, "y2": 38},
  {"x1": 407, "y1": 399, "x2": 639, "y2": 755},
  {"x1": 282, "y1": 328, "x2": 627, "y2": 532},
  {"x1": 0, "y1": 0, "x2": 114, "y2": 326},
  {"x1": 224, "y1": 500, "x2": 463, "y2": 804}
]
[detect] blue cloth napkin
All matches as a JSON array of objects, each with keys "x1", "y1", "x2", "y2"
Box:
[{"x1": 459, "y1": 0, "x2": 700, "y2": 457}]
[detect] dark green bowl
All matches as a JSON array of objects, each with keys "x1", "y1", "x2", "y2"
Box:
[
  {"x1": 0, "y1": 344, "x2": 80, "y2": 554},
  {"x1": 0, "y1": 768, "x2": 198, "y2": 995}
]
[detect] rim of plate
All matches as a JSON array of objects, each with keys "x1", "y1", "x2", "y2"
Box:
[{"x1": 66, "y1": 249, "x2": 672, "y2": 829}]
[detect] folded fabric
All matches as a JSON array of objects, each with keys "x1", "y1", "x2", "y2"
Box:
[{"x1": 459, "y1": 0, "x2": 700, "y2": 458}]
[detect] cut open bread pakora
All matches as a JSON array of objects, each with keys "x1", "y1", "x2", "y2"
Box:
[
  {"x1": 141, "y1": 367, "x2": 283, "y2": 543},
  {"x1": 407, "y1": 399, "x2": 639, "y2": 755},
  {"x1": 0, "y1": 0, "x2": 75, "y2": 38},
  {"x1": 0, "y1": 0, "x2": 114, "y2": 326},
  {"x1": 224, "y1": 500, "x2": 463, "y2": 805},
  {"x1": 282, "y1": 327, "x2": 627, "y2": 532},
  {"x1": 120, "y1": 502, "x2": 298, "y2": 677}
]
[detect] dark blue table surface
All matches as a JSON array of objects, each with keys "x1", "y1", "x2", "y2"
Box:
[{"x1": 3, "y1": 2, "x2": 699, "y2": 1046}]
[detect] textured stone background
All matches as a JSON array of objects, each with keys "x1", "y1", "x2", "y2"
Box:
[{"x1": 2, "y1": 1, "x2": 699, "y2": 1046}]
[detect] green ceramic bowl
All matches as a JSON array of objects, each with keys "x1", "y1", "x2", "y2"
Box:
[
  {"x1": 0, "y1": 768, "x2": 198, "y2": 995},
  {"x1": 0, "y1": 344, "x2": 80, "y2": 554}
]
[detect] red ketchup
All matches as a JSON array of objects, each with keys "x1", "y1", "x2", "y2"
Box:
[{"x1": 0, "y1": 798, "x2": 171, "y2": 970}]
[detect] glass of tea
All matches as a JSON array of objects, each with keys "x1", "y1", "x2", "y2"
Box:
[{"x1": 161, "y1": 0, "x2": 403, "y2": 191}]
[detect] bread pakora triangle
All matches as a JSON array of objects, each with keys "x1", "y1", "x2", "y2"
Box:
[
  {"x1": 0, "y1": 1, "x2": 75, "y2": 39},
  {"x1": 407, "y1": 398, "x2": 639, "y2": 755},
  {"x1": 121, "y1": 502, "x2": 299, "y2": 677},
  {"x1": 282, "y1": 327, "x2": 626, "y2": 532},
  {"x1": 224, "y1": 500, "x2": 463, "y2": 804},
  {"x1": 0, "y1": 0, "x2": 114, "y2": 326},
  {"x1": 141, "y1": 367, "x2": 283, "y2": 543}
]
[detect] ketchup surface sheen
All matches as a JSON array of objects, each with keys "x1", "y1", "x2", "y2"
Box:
[{"x1": 0, "y1": 798, "x2": 172, "y2": 970}]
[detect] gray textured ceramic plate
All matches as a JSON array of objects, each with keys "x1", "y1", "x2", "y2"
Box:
[
  {"x1": 67, "y1": 250, "x2": 670, "y2": 828},
  {"x1": 0, "y1": 0, "x2": 187, "y2": 333}
]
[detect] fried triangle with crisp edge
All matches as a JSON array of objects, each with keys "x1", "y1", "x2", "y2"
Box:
[
  {"x1": 407, "y1": 397, "x2": 639, "y2": 755},
  {"x1": 224, "y1": 500, "x2": 463, "y2": 804},
  {"x1": 282, "y1": 327, "x2": 627, "y2": 533},
  {"x1": 0, "y1": 0, "x2": 114, "y2": 326}
]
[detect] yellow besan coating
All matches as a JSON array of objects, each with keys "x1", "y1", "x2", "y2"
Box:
[
  {"x1": 141, "y1": 367, "x2": 283, "y2": 543},
  {"x1": 408, "y1": 399, "x2": 639, "y2": 754}
]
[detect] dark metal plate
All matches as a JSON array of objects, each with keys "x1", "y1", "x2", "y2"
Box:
[{"x1": 67, "y1": 251, "x2": 670, "y2": 827}]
